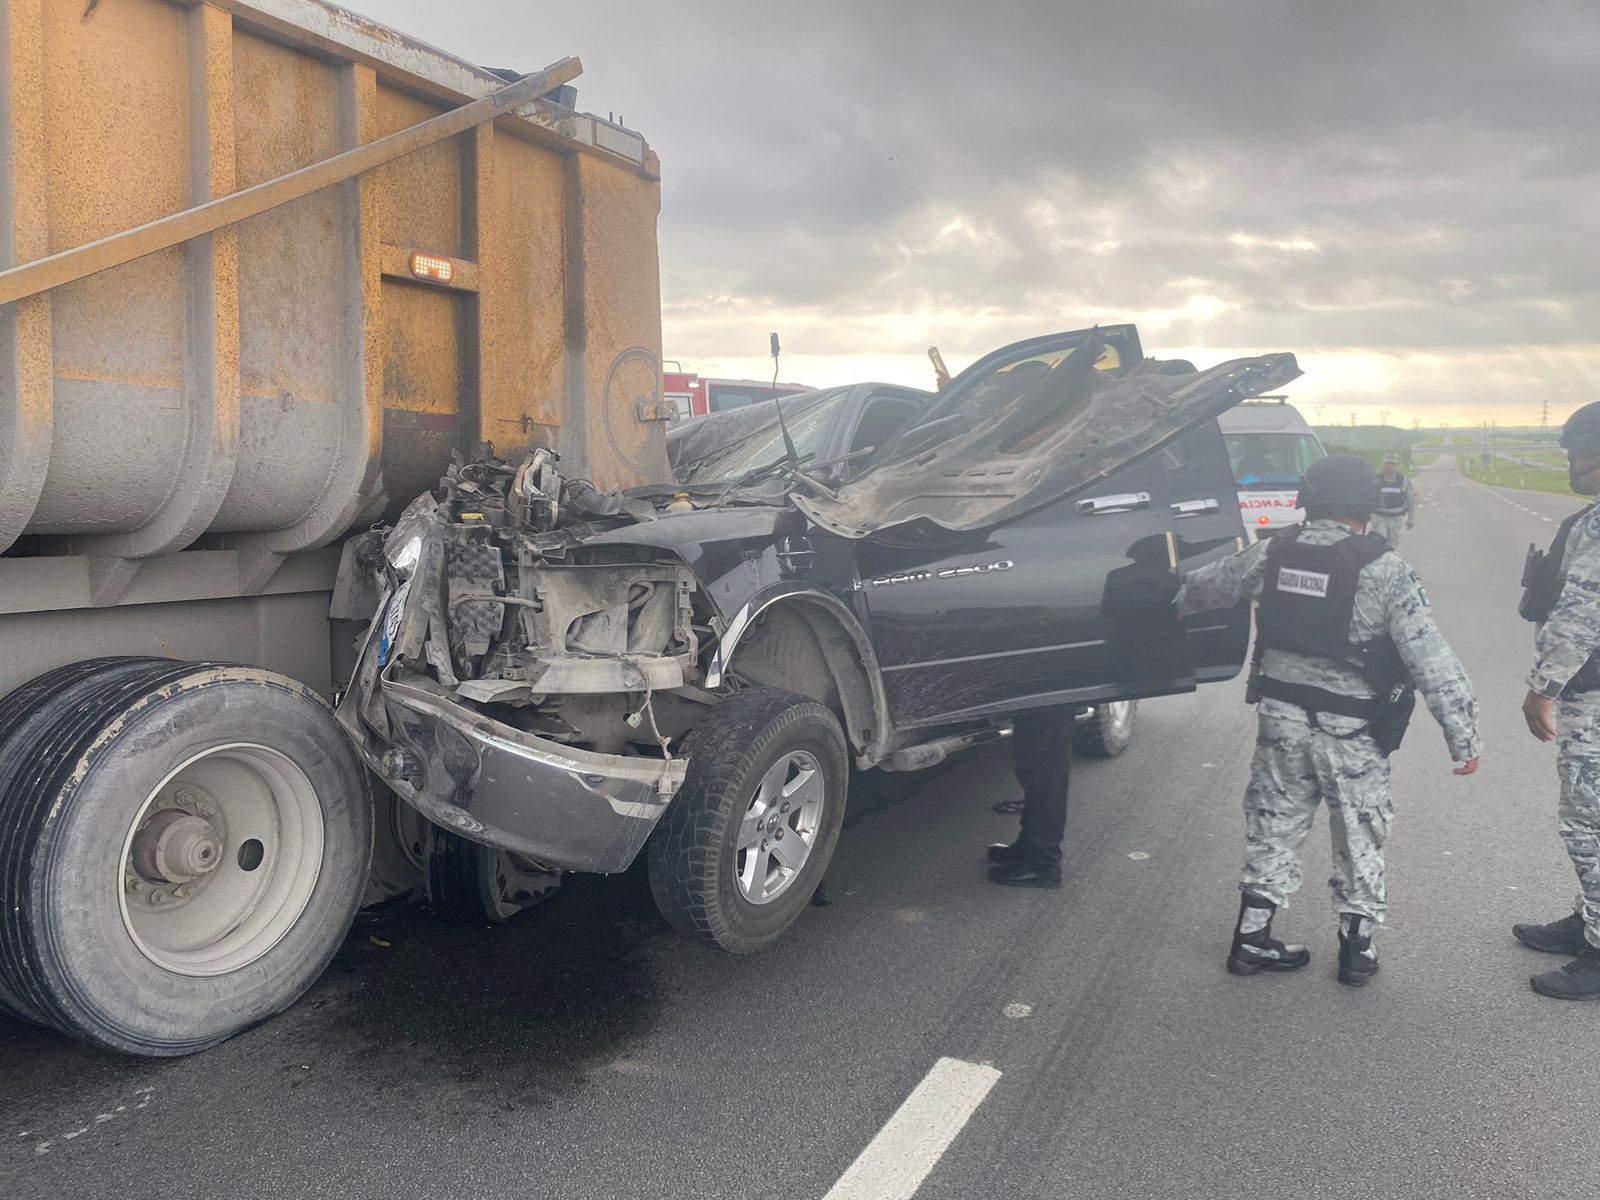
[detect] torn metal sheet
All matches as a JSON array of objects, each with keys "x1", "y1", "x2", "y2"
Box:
[{"x1": 792, "y1": 337, "x2": 1301, "y2": 538}]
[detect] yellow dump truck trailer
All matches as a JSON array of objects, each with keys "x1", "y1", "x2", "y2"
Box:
[{"x1": 0, "y1": 0, "x2": 665, "y2": 1054}]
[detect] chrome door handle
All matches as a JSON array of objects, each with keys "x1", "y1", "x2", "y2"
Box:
[
  {"x1": 1170, "y1": 497, "x2": 1220, "y2": 518},
  {"x1": 1077, "y1": 491, "x2": 1151, "y2": 515}
]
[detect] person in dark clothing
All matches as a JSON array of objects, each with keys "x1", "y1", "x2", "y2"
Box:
[{"x1": 986, "y1": 706, "x2": 1076, "y2": 888}]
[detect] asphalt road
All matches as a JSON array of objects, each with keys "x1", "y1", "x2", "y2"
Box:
[{"x1": 4, "y1": 457, "x2": 1597, "y2": 1200}]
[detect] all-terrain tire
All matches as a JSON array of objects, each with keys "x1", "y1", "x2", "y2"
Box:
[
  {"x1": 1074, "y1": 699, "x2": 1138, "y2": 758},
  {"x1": 647, "y1": 688, "x2": 848, "y2": 953},
  {"x1": 0, "y1": 659, "x2": 372, "y2": 1056}
]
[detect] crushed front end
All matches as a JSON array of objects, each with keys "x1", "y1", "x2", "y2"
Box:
[{"x1": 337, "y1": 449, "x2": 696, "y2": 874}]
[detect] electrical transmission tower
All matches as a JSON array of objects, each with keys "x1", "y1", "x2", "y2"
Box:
[
  {"x1": 1378, "y1": 410, "x2": 1390, "y2": 427},
  {"x1": 1541, "y1": 398, "x2": 1550, "y2": 431}
]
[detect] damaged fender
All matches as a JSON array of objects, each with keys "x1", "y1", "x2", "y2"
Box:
[{"x1": 706, "y1": 582, "x2": 892, "y2": 766}]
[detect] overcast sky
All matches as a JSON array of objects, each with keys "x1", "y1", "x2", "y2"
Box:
[{"x1": 358, "y1": 0, "x2": 1597, "y2": 425}]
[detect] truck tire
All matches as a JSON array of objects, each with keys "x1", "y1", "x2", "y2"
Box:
[
  {"x1": 0, "y1": 657, "x2": 169, "y2": 1028},
  {"x1": 0, "y1": 659, "x2": 372, "y2": 1056},
  {"x1": 1074, "y1": 699, "x2": 1137, "y2": 758},
  {"x1": 425, "y1": 827, "x2": 563, "y2": 925},
  {"x1": 647, "y1": 688, "x2": 848, "y2": 953}
]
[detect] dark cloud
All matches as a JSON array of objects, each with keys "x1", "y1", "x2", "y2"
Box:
[{"x1": 357, "y1": 0, "x2": 1599, "y2": 415}]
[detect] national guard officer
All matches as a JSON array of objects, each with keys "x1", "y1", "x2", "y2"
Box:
[
  {"x1": 1177, "y1": 454, "x2": 1480, "y2": 986},
  {"x1": 1370, "y1": 452, "x2": 1415, "y2": 549},
  {"x1": 1514, "y1": 400, "x2": 1600, "y2": 1000}
]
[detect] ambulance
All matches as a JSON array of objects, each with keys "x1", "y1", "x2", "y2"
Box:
[{"x1": 1219, "y1": 398, "x2": 1327, "y2": 538}]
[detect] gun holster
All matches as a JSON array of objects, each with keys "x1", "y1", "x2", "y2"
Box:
[{"x1": 1367, "y1": 682, "x2": 1416, "y2": 757}]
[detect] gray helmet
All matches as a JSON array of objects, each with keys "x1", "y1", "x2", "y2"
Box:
[
  {"x1": 1382, "y1": 452, "x2": 1399, "y2": 465},
  {"x1": 1560, "y1": 401, "x2": 1600, "y2": 456},
  {"x1": 1297, "y1": 453, "x2": 1380, "y2": 511}
]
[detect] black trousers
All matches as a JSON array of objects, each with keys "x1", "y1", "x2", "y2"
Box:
[{"x1": 1013, "y1": 706, "x2": 1075, "y2": 867}]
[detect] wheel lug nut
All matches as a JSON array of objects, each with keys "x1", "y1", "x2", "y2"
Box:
[
  {"x1": 774, "y1": 829, "x2": 784, "y2": 840},
  {"x1": 151, "y1": 892, "x2": 167, "y2": 905},
  {"x1": 780, "y1": 802, "x2": 790, "y2": 813}
]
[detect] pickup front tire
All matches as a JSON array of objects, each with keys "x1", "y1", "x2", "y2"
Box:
[{"x1": 647, "y1": 688, "x2": 848, "y2": 953}]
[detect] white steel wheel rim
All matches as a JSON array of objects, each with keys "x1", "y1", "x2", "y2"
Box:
[
  {"x1": 734, "y1": 750, "x2": 826, "y2": 905},
  {"x1": 118, "y1": 743, "x2": 325, "y2": 977}
]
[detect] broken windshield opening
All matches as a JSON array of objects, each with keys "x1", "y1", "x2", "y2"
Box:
[{"x1": 672, "y1": 390, "x2": 847, "y2": 484}]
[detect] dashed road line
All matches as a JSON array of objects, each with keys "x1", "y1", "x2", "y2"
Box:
[{"x1": 823, "y1": 1057, "x2": 1001, "y2": 1200}]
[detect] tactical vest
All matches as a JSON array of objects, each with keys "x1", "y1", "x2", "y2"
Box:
[
  {"x1": 1520, "y1": 503, "x2": 1600, "y2": 696},
  {"x1": 1376, "y1": 474, "x2": 1409, "y2": 515},
  {"x1": 1250, "y1": 527, "x2": 1411, "y2": 728}
]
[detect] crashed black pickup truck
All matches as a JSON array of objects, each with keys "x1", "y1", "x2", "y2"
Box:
[{"x1": 337, "y1": 325, "x2": 1299, "y2": 950}]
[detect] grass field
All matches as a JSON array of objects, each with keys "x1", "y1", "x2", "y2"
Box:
[{"x1": 1460, "y1": 455, "x2": 1576, "y2": 496}]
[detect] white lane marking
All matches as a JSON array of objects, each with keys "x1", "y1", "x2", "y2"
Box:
[
  {"x1": 1476, "y1": 483, "x2": 1573, "y2": 522},
  {"x1": 1127, "y1": 851, "x2": 1151, "y2": 861},
  {"x1": 824, "y1": 1057, "x2": 1002, "y2": 1200},
  {"x1": 1003, "y1": 1003, "x2": 1033, "y2": 1019}
]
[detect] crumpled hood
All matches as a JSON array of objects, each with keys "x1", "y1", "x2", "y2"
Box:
[
  {"x1": 573, "y1": 503, "x2": 791, "y2": 551},
  {"x1": 793, "y1": 343, "x2": 1301, "y2": 539}
]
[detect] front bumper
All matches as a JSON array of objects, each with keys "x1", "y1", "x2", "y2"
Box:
[{"x1": 346, "y1": 674, "x2": 687, "y2": 874}]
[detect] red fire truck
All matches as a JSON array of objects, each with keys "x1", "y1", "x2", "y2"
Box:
[{"x1": 662, "y1": 367, "x2": 811, "y2": 421}]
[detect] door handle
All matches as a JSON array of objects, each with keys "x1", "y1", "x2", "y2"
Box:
[
  {"x1": 1077, "y1": 491, "x2": 1151, "y2": 515},
  {"x1": 1170, "y1": 497, "x2": 1220, "y2": 518}
]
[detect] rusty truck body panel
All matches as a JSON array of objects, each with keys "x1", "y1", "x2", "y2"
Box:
[{"x1": 0, "y1": 0, "x2": 665, "y2": 697}]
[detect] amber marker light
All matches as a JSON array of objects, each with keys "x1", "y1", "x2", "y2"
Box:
[{"x1": 410, "y1": 252, "x2": 455, "y2": 284}]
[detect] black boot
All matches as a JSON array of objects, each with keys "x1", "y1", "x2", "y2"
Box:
[
  {"x1": 986, "y1": 858, "x2": 1062, "y2": 888},
  {"x1": 1530, "y1": 946, "x2": 1600, "y2": 1001},
  {"x1": 1513, "y1": 913, "x2": 1592, "y2": 956},
  {"x1": 1337, "y1": 916, "x2": 1380, "y2": 987},
  {"x1": 986, "y1": 840, "x2": 1026, "y2": 864},
  {"x1": 1226, "y1": 894, "x2": 1310, "y2": 976}
]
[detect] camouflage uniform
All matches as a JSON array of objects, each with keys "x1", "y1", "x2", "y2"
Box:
[
  {"x1": 1178, "y1": 520, "x2": 1481, "y2": 924},
  {"x1": 1370, "y1": 473, "x2": 1416, "y2": 550},
  {"x1": 1526, "y1": 501, "x2": 1600, "y2": 951}
]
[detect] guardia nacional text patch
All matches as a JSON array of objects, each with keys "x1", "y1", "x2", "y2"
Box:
[{"x1": 1277, "y1": 567, "x2": 1331, "y2": 598}]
